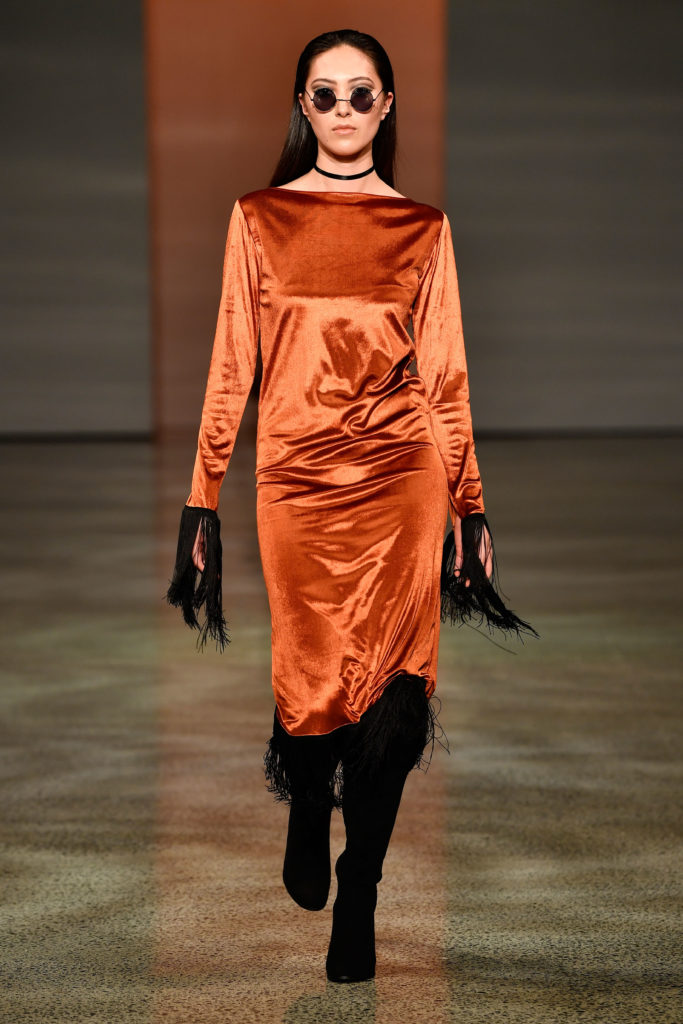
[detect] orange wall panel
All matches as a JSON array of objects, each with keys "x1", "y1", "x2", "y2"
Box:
[{"x1": 145, "y1": 1, "x2": 445, "y2": 435}]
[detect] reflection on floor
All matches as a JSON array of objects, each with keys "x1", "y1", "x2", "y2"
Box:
[{"x1": 0, "y1": 410, "x2": 681, "y2": 1023}]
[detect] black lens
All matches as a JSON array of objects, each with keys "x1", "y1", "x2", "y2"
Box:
[
  {"x1": 350, "y1": 87, "x2": 374, "y2": 113},
  {"x1": 312, "y1": 88, "x2": 336, "y2": 112}
]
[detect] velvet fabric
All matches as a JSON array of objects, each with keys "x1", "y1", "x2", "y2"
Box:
[{"x1": 186, "y1": 187, "x2": 486, "y2": 736}]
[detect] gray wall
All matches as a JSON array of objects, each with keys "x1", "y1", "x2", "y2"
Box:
[
  {"x1": 0, "y1": 1, "x2": 150, "y2": 436},
  {"x1": 447, "y1": 0, "x2": 682, "y2": 431}
]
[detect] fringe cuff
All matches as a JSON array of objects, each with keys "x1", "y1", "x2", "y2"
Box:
[
  {"x1": 165, "y1": 504, "x2": 230, "y2": 652},
  {"x1": 440, "y1": 512, "x2": 539, "y2": 642}
]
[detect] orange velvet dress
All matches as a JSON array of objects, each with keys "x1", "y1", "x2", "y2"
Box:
[{"x1": 185, "y1": 187, "x2": 486, "y2": 737}]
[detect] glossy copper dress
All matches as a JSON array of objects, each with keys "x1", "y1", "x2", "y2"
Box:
[{"x1": 186, "y1": 187, "x2": 485, "y2": 737}]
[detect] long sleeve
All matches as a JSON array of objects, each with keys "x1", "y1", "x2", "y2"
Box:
[
  {"x1": 166, "y1": 198, "x2": 260, "y2": 652},
  {"x1": 412, "y1": 211, "x2": 484, "y2": 529},
  {"x1": 188, "y1": 198, "x2": 261, "y2": 510},
  {"x1": 414, "y1": 212, "x2": 538, "y2": 644}
]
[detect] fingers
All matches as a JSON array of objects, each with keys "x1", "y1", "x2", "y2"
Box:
[
  {"x1": 192, "y1": 524, "x2": 206, "y2": 572},
  {"x1": 481, "y1": 528, "x2": 493, "y2": 580},
  {"x1": 454, "y1": 514, "x2": 465, "y2": 582},
  {"x1": 452, "y1": 520, "x2": 493, "y2": 588}
]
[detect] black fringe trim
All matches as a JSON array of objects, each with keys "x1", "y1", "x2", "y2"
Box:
[
  {"x1": 264, "y1": 714, "x2": 344, "y2": 810},
  {"x1": 165, "y1": 504, "x2": 230, "y2": 652},
  {"x1": 440, "y1": 512, "x2": 539, "y2": 642},
  {"x1": 341, "y1": 672, "x2": 448, "y2": 785},
  {"x1": 263, "y1": 672, "x2": 449, "y2": 809}
]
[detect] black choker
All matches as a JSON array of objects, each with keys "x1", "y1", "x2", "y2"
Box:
[{"x1": 314, "y1": 163, "x2": 374, "y2": 180}]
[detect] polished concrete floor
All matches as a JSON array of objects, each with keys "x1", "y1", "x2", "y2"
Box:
[{"x1": 0, "y1": 409, "x2": 681, "y2": 1022}]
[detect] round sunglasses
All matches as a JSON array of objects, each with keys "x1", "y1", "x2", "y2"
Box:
[{"x1": 304, "y1": 86, "x2": 385, "y2": 114}]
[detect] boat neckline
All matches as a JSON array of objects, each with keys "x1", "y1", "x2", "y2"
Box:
[{"x1": 267, "y1": 186, "x2": 413, "y2": 201}]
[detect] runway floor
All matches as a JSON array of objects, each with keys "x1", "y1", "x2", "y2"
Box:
[{"x1": 1, "y1": 404, "x2": 681, "y2": 1023}]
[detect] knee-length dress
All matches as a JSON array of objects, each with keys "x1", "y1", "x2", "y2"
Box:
[{"x1": 178, "y1": 187, "x2": 488, "y2": 737}]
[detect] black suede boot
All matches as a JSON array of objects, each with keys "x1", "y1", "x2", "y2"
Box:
[
  {"x1": 325, "y1": 673, "x2": 433, "y2": 983},
  {"x1": 264, "y1": 712, "x2": 342, "y2": 911},
  {"x1": 326, "y1": 849, "x2": 379, "y2": 982},
  {"x1": 283, "y1": 797, "x2": 334, "y2": 911}
]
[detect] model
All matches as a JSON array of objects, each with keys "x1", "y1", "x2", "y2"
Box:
[{"x1": 166, "y1": 28, "x2": 538, "y2": 984}]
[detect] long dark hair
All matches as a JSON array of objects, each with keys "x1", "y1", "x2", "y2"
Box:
[{"x1": 268, "y1": 29, "x2": 398, "y2": 189}]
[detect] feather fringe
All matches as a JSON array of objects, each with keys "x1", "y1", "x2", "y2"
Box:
[
  {"x1": 341, "y1": 672, "x2": 449, "y2": 784},
  {"x1": 263, "y1": 672, "x2": 449, "y2": 808},
  {"x1": 264, "y1": 714, "x2": 344, "y2": 810},
  {"x1": 440, "y1": 512, "x2": 539, "y2": 642},
  {"x1": 165, "y1": 504, "x2": 230, "y2": 652}
]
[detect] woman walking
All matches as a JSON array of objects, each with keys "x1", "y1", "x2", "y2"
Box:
[{"x1": 167, "y1": 28, "x2": 537, "y2": 983}]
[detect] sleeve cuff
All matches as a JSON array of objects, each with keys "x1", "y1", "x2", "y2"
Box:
[
  {"x1": 440, "y1": 512, "x2": 539, "y2": 642},
  {"x1": 165, "y1": 505, "x2": 230, "y2": 651}
]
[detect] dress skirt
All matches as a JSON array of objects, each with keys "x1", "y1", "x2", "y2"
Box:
[{"x1": 256, "y1": 439, "x2": 449, "y2": 736}]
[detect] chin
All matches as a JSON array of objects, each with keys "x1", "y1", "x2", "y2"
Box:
[{"x1": 329, "y1": 135, "x2": 364, "y2": 151}]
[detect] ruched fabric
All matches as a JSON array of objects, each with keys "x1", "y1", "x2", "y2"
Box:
[{"x1": 186, "y1": 187, "x2": 486, "y2": 736}]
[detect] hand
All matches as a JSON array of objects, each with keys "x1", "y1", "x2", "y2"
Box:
[
  {"x1": 192, "y1": 522, "x2": 206, "y2": 572},
  {"x1": 454, "y1": 515, "x2": 493, "y2": 587}
]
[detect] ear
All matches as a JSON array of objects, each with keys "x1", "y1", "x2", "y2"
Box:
[
  {"x1": 380, "y1": 91, "x2": 394, "y2": 120},
  {"x1": 298, "y1": 92, "x2": 310, "y2": 122}
]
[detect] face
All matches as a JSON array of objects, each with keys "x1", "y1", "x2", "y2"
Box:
[{"x1": 298, "y1": 45, "x2": 393, "y2": 158}]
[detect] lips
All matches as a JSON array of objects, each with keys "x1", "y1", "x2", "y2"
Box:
[{"x1": 333, "y1": 127, "x2": 356, "y2": 133}]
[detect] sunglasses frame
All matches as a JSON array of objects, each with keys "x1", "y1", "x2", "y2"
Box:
[{"x1": 304, "y1": 86, "x2": 385, "y2": 114}]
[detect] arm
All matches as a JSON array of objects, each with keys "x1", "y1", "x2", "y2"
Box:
[
  {"x1": 412, "y1": 212, "x2": 538, "y2": 643},
  {"x1": 166, "y1": 199, "x2": 261, "y2": 651},
  {"x1": 189, "y1": 198, "x2": 260, "y2": 509},
  {"x1": 412, "y1": 212, "x2": 484, "y2": 529}
]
